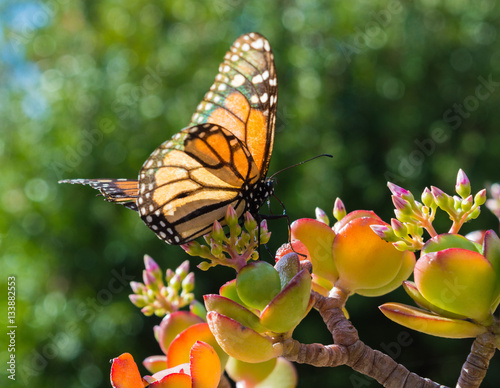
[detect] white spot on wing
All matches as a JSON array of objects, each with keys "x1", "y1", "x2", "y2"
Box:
[
  {"x1": 251, "y1": 39, "x2": 264, "y2": 50},
  {"x1": 231, "y1": 74, "x2": 246, "y2": 87}
]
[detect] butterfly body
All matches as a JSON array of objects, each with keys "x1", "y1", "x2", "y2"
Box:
[{"x1": 60, "y1": 32, "x2": 277, "y2": 244}]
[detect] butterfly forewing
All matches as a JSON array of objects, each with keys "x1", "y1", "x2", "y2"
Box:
[
  {"x1": 190, "y1": 32, "x2": 278, "y2": 177},
  {"x1": 137, "y1": 123, "x2": 260, "y2": 244}
]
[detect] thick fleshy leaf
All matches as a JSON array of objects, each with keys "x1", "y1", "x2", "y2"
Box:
[
  {"x1": 190, "y1": 341, "x2": 221, "y2": 388},
  {"x1": 380, "y1": 303, "x2": 487, "y2": 338},
  {"x1": 166, "y1": 323, "x2": 227, "y2": 371},
  {"x1": 415, "y1": 248, "x2": 496, "y2": 323},
  {"x1": 483, "y1": 230, "x2": 500, "y2": 312},
  {"x1": 237, "y1": 262, "x2": 282, "y2": 311},
  {"x1": 150, "y1": 372, "x2": 191, "y2": 388},
  {"x1": 156, "y1": 312, "x2": 205, "y2": 355},
  {"x1": 356, "y1": 250, "x2": 415, "y2": 297},
  {"x1": 110, "y1": 353, "x2": 145, "y2": 388},
  {"x1": 291, "y1": 218, "x2": 338, "y2": 283},
  {"x1": 225, "y1": 357, "x2": 277, "y2": 385},
  {"x1": 333, "y1": 210, "x2": 381, "y2": 233},
  {"x1": 275, "y1": 240, "x2": 310, "y2": 263},
  {"x1": 403, "y1": 281, "x2": 469, "y2": 319},
  {"x1": 333, "y1": 217, "x2": 407, "y2": 293},
  {"x1": 189, "y1": 300, "x2": 207, "y2": 320},
  {"x1": 274, "y1": 253, "x2": 301, "y2": 289},
  {"x1": 143, "y1": 355, "x2": 168, "y2": 374},
  {"x1": 260, "y1": 269, "x2": 312, "y2": 333},
  {"x1": 254, "y1": 357, "x2": 298, "y2": 388},
  {"x1": 206, "y1": 312, "x2": 280, "y2": 363},
  {"x1": 150, "y1": 363, "x2": 190, "y2": 381},
  {"x1": 421, "y1": 233, "x2": 482, "y2": 255},
  {"x1": 311, "y1": 274, "x2": 332, "y2": 296},
  {"x1": 204, "y1": 294, "x2": 266, "y2": 333}
]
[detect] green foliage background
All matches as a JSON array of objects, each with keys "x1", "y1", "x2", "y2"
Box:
[{"x1": 1, "y1": 0, "x2": 500, "y2": 387}]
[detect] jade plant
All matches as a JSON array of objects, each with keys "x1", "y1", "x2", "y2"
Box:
[{"x1": 109, "y1": 170, "x2": 499, "y2": 388}]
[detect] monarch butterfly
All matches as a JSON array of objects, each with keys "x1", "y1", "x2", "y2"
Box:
[{"x1": 60, "y1": 32, "x2": 278, "y2": 245}]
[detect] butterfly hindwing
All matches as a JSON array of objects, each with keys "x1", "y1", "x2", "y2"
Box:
[
  {"x1": 58, "y1": 178, "x2": 139, "y2": 211},
  {"x1": 190, "y1": 32, "x2": 277, "y2": 177},
  {"x1": 137, "y1": 123, "x2": 263, "y2": 244}
]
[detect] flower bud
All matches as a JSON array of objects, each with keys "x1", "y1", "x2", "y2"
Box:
[
  {"x1": 461, "y1": 195, "x2": 473, "y2": 212},
  {"x1": 333, "y1": 198, "x2": 346, "y2": 221},
  {"x1": 421, "y1": 187, "x2": 434, "y2": 207},
  {"x1": 474, "y1": 189, "x2": 487, "y2": 206},
  {"x1": 391, "y1": 218, "x2": 408, "y2": 238},
  {"x1": 469, "y1": 207, "x2": 481, "y2": 220},
  {"x1": 388, "y1": 182, "x2": 412, "y2": 199},
  {"x1": 455, "y1": 169, "x2": 471, "y2": 198},
  {"x1": 176, "y1": 260, "x2": 190, "y2": 278},
  {"x1": 182, "y1": 272, "x2": 195, "y2": 293},
  {"x1": 130, "y1": 281, "x2": 145, "y2": 294},
  {"x1": 141, "y1": 306, "x2": 155, "y2": 316},
  {"x1": 210, "y1": 240, "x2": 224, "y2": 257},
  {"x1": 143, "y1": 270, "x2": 157, "y2": 287},
  {"x1": 392, "y1": 196, "x2": 412, "y2": 216},
  {"x1": 431, "y1": 186, "x2": 451, "y2": 211},
  {"x1": 244, "y1": 212, "x2": 258, "y2": 232},
  {"x1": 198, "y1": 261, "x2": 212, "y2": 271},
  {"x1": 181, "y1": 241, "x2": 202, "y2": 256},
  {"x1": 144, "y1": 255, "x2": 160, "y2": 273},
  {"x1": 370, "y1": 223, "x2": 399, "y2": 242},
  {"x1": 210, "y1": 219, "x2": 225, "y2": 243},
  {"x1": 129, "y1": 294, "x2": 147, "y2": 308},
  {"x1": 225, "y1": 205, "x2": 239, "y2": 228},
  {"x1": 315, "y1": 207, "x2": 330, "y2": 225}
]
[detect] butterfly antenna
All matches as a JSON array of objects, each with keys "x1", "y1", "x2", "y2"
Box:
[{"x1": 269, "y1": 154, "x2": 333, "y2": 180}]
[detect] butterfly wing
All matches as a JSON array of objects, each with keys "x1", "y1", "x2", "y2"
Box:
[
  {"x1": 137, "y1": 123, "x2": 264, "y2": 244},
  {"x1": 190, "y1": 32, "x2": 278, "y2": 178},
  {"x1": 58, "y1": 178, "x2": 139, "y2": 211},
  {"x1": 59, "y1": 33, "x2": 278, "y2": 245}
]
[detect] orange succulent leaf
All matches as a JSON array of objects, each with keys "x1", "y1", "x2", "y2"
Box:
[
  {"x1": 260, "y1": 269, "x2": 312, "y2": 333},
  {"x1": 149, "y1": 371, "x2": 191, "y2": 388},
  {"x1": 355, "y1": 249, "x2": 415, "y2": 297},
  {"x1": 290, "y1": 218, "x2": 338, "y2": 284},
  {"x1": 275, "y1": 240, "x2": 310, "y2": 263},
  {"x1": 110, "y1": 353, "x2": 146, "y2": 388},
  {"x1": 143, "y1": 355, "x2": 168, "y2": 374},
  {"x1": 333, "y1": 216, "x2": 414, "y2": 294},
  {"x1": 204, "y1": 294, "x2": 265, "y2": 333},
  {"x1": 190, "y1": 341, "x2": 221, "y2": 388},
  {"x1": 166, "y1": 323, "x2": 227, "y2": 371},
  {"x1": 380, "y1": 303, "x2": 487, "y2": 338},
  {"x1": 333, "y1": 210, "x2": 381, "y2": 233},
  {"x1": 415, "y1": 248, "x2": 496, "y2": 323},
  {"x1": 206, "y1": 311, "x2": 280, "y2": 363},
  {"x1": 156, "y1": 311, "x2": 205, "y2": 355},
  {"x1": 311, "y1": 274, "x2": 332, "y2": 296}
]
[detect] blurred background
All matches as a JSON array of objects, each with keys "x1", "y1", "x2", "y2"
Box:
[{"x1": 1, "y1": 0, "x2": 500, "y2": 386}]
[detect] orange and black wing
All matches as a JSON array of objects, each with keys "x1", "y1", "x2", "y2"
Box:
[
  {"x1": 58, "y1": 178, "x2": 139, "y2": 211},
  {"x1": 137, "y1": 123, "x2": 270, "y2": 244},
  {"x1": 190, "y1": 32, "x2": 278, "y2": 178}
]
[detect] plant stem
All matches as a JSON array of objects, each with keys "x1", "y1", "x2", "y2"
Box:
[
  {"x1": 312, "y1": 290, "x2": 448, "y2": 388},
  {"x1": 456, "y1": 332, "x2": 496, "y2": 388}
]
